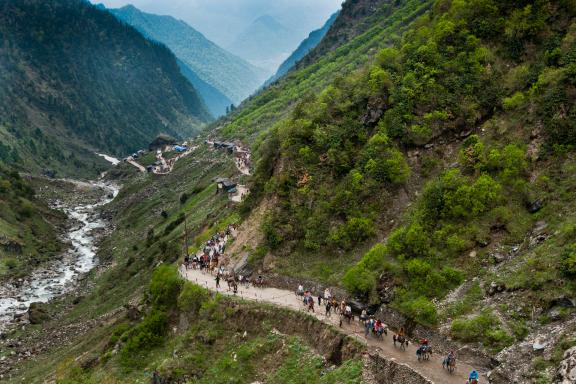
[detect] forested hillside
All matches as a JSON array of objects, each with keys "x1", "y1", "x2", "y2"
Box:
[
  {"x1": 267, "y1": 11, "x2": 340, "y2": 85},
  {"x1": 0, "y1": 0, "x2": 211, "y2": 177},
  {"x1": 221, "y1": 0, "x2": 576, "y2": 381},
  {"x1": 217, "y1": 0, "x2": 431, "y2": 140},
  {"x1": 109, "y1": 5, "x2": 267, "y2": 115}
]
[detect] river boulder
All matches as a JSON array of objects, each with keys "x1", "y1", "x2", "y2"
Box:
[{"x1": 27, "y1": 302, "x2": 51, "y2": 324}]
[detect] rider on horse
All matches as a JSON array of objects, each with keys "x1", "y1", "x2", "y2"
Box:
[
  {"x1": 374, "y1": 319, "x2": 386, "y2": 337},
  {"x1": 416, "y1": 338, "x2": 431, "y2": 360},
  {"x1": 443, "y1": 350, "x2": 456, "y2": 369}
]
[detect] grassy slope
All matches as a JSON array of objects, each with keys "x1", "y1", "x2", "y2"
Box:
[
  {"x1": 216, "y1": 0, "x2": 433, "y2": 141},
  {"x1": 0, "y1": 167, "x2": 66, "y2": 280},
  {"x1": 6, "y1": 144, "x2": 364, "y2": 384}
]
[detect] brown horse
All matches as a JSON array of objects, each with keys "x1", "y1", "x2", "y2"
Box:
[
  {"x1": 442, "y1": 354, "x2": 456, "y2": 374},
  {"x1": 226, "y1": 275, "x2": 237, "y2": 291},
  {"x1": 393, "y1": 334, "x2": 408, "y2": 350}
]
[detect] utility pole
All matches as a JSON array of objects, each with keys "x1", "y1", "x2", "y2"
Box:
[{"x1": 183, "y1": 213, "x2": 190, "y2": 257}]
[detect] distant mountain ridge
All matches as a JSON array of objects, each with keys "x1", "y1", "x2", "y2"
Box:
[
  {"x1": 267, "y1": 11, "x2": 340, "y2": 85},
  {"x1": 0, "y1": 0, "x2": 210, "y2": 177},
  {"x1": 108, "y1": 5, "x2": 267, "y2": 114},
  {"x1": 226, "y1": 14, "x2": 301, "y2": 75}
]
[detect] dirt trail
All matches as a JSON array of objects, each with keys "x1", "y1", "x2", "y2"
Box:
[
  {"x1": 230, "y1": 185, "x2": 249, "y2": 203},
  {"x1": 127, "y1": 159, "x2": 145, "y2": 173},
  {"x1": 181, "y1": 266, "x2": 488, "y2": 384}
]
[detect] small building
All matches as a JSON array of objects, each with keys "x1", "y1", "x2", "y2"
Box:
[
  {"x1": 174, "y1": 145, "x2": 188, "y2": 153},
  {"x1": 215, "y1": 177, "x2": 237, "y2": 193},
  {"x1": 223, "y1": 143, "x2": 236, "y2": 153}
]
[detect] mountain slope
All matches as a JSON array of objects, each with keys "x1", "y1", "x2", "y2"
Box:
[
  {"x1": 224, "y1": 0, "x2": 576, "y2": 381},
  {"x1": 176, "y1": 59, "x2": 234, "y2": 117},
  {"x1": 227, "y1": 15, "x2": 301, "y2": 75},
  {"x1": 0, "y1": 166, "x2": 65, "y2": 280},
  {"x1": 267, "y1": 11, "x2": 340, "y2": 85},
  {"x1": 217, "y1": 0, "x2": 430, "y2": 140},
  {"x1": 0, "y1": 0, "x2": 211, "y2": 177},
  {"x1": 109, "y1": 5, "x2": 267, "y2": 111}
]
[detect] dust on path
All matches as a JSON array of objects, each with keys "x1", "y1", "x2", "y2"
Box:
[{"x1": 181, "y1": 266, "x2": 488, "y2": 384}]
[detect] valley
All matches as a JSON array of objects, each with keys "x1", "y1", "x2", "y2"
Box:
[{"x1": 1, "y1": 0, "x2": 576, "y2": 383}]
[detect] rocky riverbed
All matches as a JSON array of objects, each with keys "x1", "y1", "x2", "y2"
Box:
[{"x1": 0, "y1": 179, "x2": 119, "y2": 331}]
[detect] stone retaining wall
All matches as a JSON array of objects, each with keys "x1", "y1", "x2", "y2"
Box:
[{"x1": 363, "y1": 352, "x2": 432, "y2": 384}]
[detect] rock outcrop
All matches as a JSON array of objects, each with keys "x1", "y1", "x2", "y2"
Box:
[{"x1": 555, "y1": 346, "x2": 576, "y2": 384}]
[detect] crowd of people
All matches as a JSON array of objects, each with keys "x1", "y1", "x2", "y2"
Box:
[
  {"x1": 183, "y1": 224, "x2": 236, "y2": 272},
  {"x1": 296, "y1": 284, "x2": 481, "y2": 381},
  {"x1": 235, "y1": 151, "x2": 251, "y2": 175},
  {"x1": 182, "y1": 229, "x2": 481, "y2": 382}
]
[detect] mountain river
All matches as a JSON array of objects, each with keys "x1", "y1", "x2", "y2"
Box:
[{"x1": 0, "y1": 181, "x2": 119, "y2": 330}]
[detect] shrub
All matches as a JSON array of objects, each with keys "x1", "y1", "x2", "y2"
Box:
[
  {"x1": 178, "y1": 282, "x2": 210, "y2": 314},
  {"x1": 388, "y1": 223, "x2": 431, "y2": 259},
  {"x1": 451, "y1": 311, "x2": 496, "y2": 342},
  {"x1": 149, "y1": 264, "x2": 182, "y2": 308},
  {"x1": 502, "y1": 91, "x2": 526, "y2": 110},
  {"x1": 407, "y1": 124, "x2": 433, "y2": 145},
  {"x1": 404, "y1": 258, "x2": 432, "y2": 277},
  {"x1": 4, "y1": 257, "x2": 18, "y2": 270},
  {"x1": 120, "y1": 308, "x2": 168, "y2": 366},
  {"x1": 262, "y1": 218, "x2": 283, "y2": 249},
  {"x1": 18, "y1": 199, "x2": 35, "y2": 218},
  {"x1": 163, "y1": 213, "x2": 185, "y2": 235},
  {"x1": 562, "y1": 244, "x2": 576, "y2": 277},
  {"x1": 451, "y1": 309, "x2": 514, "y2": 349},
  {"x1": 328, "y1": 217, "x2": 376, "y2": 249},
  {"x1": 360, "y1": 134, "x2": 410, "y2": 185},
  {"x1": 342, "y1": 265, "x2": 377, "y2": 296},
  {"x1": 396, "y1": 295, "x2": 438, "y2": 326}
]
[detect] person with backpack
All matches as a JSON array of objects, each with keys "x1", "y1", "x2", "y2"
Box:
[
  {"x1": 468, "y1": 370, "x2": 479, "y2": 383},
  {"x1": 325, "y1": 300, "x2": 331, "y2": 317}
]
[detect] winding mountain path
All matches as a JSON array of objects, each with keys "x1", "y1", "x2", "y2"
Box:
[
  {"x1": 180, "y1": 266, "x2": 488, "y2": 384},
  {"x1": 127, "y1": 158, "x2": 146, "y2": 173}
]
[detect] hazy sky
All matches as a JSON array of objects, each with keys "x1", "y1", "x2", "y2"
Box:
[{"x1": 93, "y1": 0, "x2": 343, "y2": 47}]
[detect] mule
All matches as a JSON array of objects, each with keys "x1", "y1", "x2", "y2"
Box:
[
  {"x1": 416, "y1": 345, "x2": 432, "y2": 361},
  {"x1": 393, "y1": 334, "x2": 408, "y2": 350},
  {"x1": 442, "y1": 355, "x2": 456, "y2": 373}
]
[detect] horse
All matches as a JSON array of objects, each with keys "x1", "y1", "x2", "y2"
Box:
[
  {"x1": 226, "y1": 275, "x2": 237, "y2": 291},
  {"x1": 344, "y1": 310, "x2": 353, "y2": 324},
  {"x1": 393, "y1": 334, "x2": 408, "y2": 350},
  {"x1": 416, "y1": 345, "x2": 432, "y2": 361},
  {"x1": 252, "y1": 276, "x2": 265, "y2": 288},
  {"x1": 442, "y1": 354, "x2": 456, "y2": 374},
  {"x1": 339, "y1": 309, "x2": 353, "y2": 327}
]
